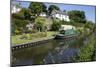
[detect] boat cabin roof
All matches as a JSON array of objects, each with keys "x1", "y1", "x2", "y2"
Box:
[{"x1": 60, "y1": 29, "x2": 77, "y2": 35}]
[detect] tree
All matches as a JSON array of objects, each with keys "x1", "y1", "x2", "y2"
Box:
[
  {"x1": 23, "y1": 8, "x2": 31, "y2": 20},
  {"x1": 12, "y1": 8, "x2": 29, "y2": 35},
  {"x1": 35, "y1": 17, "x2": 46, "y2": 32},
  {"x1": 84, "y1": 21, "x2": 95, "y2": 34},
  {"x1": 42, "y1": 4, "x2": 47, "y2": 13},
  {"x1": 12, "y1": 18, "x2": 28, "y2": 35},
  {"x1": 85, "y1": 21, "x2": 94, "y2": 29},
  {"x1": 68, "y1": 10, "x2": 86, "y2": 23},
  {"x1": 48, "y1": 5, "x2": 60, "y2": 15},
  {"x1": 51, "y1": 19, "x2": 61, "y2": 31},
  {"x1": 29, "y1": 2, "x2": 47, "y2": 17},
  {"x1": 12, "y1": 9, "x2": 25, "y2": 20}
]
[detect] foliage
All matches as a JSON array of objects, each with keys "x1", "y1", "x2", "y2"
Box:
[
  {"x1": 14, "y1": 29, "x2": 22, "y2": 35},
  {"x1": 12, "y1": 8, "x2": 31, "y2": 35},
  {"x1": 23, "y1": 8, "x2": 32, "y2": 20},
  {"x1": 84, "y1": 21, "x2": 95, "y2": 30},
  {"x1": 48, "y1": 5, "x2": 60, "y2": 15},
  {"x1": 42, "y1": 4, "x2": 47, "y2": 13},
  {"x1": 68, "y1": 10, "x2": 86, "y2": 23},
  {"x1": 12, "y1": 18, "x2": 28, "y2": 35},
  {"x1": 12, "y1": 10, "x2": 24, "y2": 20},
  {"x1": 12, "y1": 31, "x2": 56, "y2": 45},
  {"x1": 61, "y1": 20, "x2": 85, "y2": 27},
  {"x1": 19, "y1": 33, "x2": 46, "y2": 40},
  {"x1": 75, "y1": 34, "x2": 96, "y2": 62},
  {"x1": 51, "y1": 19, "x2": 61, "y2": 31},
  {"x1": 29, "y1": 2, "x2": 47, "y2": 17},
  {"x1": 35, "y1": 17, "x2": 46, "y2": 32}
]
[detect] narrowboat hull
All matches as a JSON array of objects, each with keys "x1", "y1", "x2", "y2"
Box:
[{"x1": 55, "y1": 34, "x2": 77, "y2": 39}]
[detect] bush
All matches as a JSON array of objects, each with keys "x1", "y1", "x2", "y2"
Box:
[
  {"x1": 15, "y1": 29, "x2": 22, "y2": 35},
  {"x1": 35, "y1": 17, "x2": 46, "y2": 32},
  {"x1": 51, "y1": 19, "x2": 61, "y2": 31},
  {"x1": 12, "y1": 18, "x2": 28, "y2": 35},
  {"x1": 61, "y1": 20, "x2": 70, "y2": 24},
  {"x1": 75, "y1": 34, "x2": 96, "y2": 62}
]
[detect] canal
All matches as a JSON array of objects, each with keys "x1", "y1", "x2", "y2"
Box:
[{"x1": 11, "y1": 37, "x2": 84, "y2": 66}]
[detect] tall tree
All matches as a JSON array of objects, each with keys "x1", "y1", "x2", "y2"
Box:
[
  {"x1": 35, "y1": 17, "x2": 46, "y2": 32},
  {"x1": 67, "y1": 10, "x2": 86, "y2": 23},
  {"x1": 42, "y1": 4, "x2": 47, "y2": 13},
  {"x1": 51, "y1": 19, "x2": 61, "y2": 31},
  {"x1": 48, "y1": 5, "x2": 60, "y2": 15},
  {"x1": 28, "y1": 2, "x2": 47, "y2": 17},
  {"x1": 23, "y1": 8, "x2": 31, "y2": 20}
]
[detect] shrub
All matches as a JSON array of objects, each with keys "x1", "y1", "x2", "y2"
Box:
[
  {"x1": 35, "y1": 17, "x2": 46, "y2": 32},
  {"x1": 51, "y1": 19, "x2": 61, "y2": 31},
  {"x1": 75, "y1": 34, "x2": 96, "y2": 62},
  {"x1": 12, "y1": 18, "x2": 28, "y2": 35},
  {"x1": 15, "y1": 29, "x2": 22, "y2": 35}
]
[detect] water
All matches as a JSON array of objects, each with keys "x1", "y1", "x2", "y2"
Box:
[{"x1": 11, "y1": 37, "x2": 84, "y2": 66}]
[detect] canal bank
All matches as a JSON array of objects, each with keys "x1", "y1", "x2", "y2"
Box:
[
  {"x1": 11, "y1": 34, "x2": 78, "y2": 51},
  {"x1": 12, "y1": 37, "x2": 55, "y2": 51}
]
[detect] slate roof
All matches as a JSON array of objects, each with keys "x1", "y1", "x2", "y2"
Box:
[{"x1": 51, "y1": 10, "x2": 68, "y2": 15}]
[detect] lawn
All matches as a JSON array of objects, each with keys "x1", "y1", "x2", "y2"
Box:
[{"x1": 11, "y1": 31, "x2": 58, "y2": 45}]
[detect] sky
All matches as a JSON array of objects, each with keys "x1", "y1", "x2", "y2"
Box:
[{"x1": 13, "y1": 1, "x2": 96, "y2": 23}]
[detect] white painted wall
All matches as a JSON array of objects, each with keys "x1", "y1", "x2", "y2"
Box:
[
  {"x1": 40, "y1": 13, "x2": 47, "y2": 17},
  {"x1": 52, "y1": 13, "x2": 70, "y2": 21}
]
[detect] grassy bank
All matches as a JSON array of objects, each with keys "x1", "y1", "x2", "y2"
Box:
[{"x1": 11, "y1": 31, "x2": 58, "y2": 45}]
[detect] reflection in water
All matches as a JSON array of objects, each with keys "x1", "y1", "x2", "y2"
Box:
[{"x1": 12, "y1": 38, "x2": 84, "y2": 66}]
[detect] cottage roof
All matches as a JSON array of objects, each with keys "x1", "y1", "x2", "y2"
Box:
[{"x1": 51, "y1": 10, "x2": 67, "y2": 15}]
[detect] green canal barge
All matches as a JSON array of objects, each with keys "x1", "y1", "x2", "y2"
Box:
[{"x1": 55, "y1": 29, "x2": 78, "y2": 39}]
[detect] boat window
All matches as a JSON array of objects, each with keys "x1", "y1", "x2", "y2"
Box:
[{"x1": 60, "y1": 30, "x2": 65, "y2": 34}]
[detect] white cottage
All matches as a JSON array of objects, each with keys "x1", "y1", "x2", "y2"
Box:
[{"x1": 51, "y1": 10, "x2": 70, "y2": 21}]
